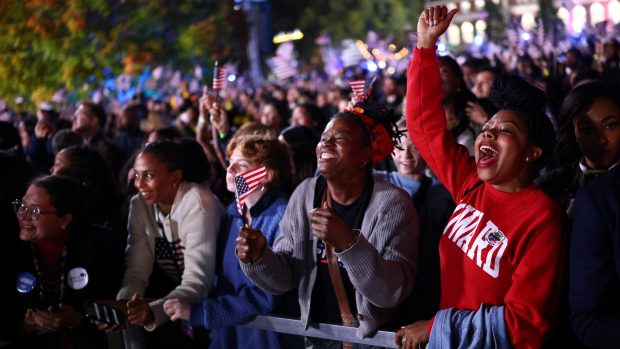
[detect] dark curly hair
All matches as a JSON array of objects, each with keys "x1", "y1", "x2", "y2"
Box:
[{"x1": 489, "y1": 75, "x2": 555, "y2": 172}]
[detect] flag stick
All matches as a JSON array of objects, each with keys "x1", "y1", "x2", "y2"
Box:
[{"x1": 241, "y1": 205, "x2": 249, "y2": 228}]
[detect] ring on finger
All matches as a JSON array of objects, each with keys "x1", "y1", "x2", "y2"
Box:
[{"x1": 401, "y1": 337, "x2": 407, "y2": 344}]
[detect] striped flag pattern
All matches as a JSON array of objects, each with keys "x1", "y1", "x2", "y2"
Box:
[
  {"x1": 213, "y1": 65, "x2": 226, "y2": 90},
  {"x1": 349, "y1": 77, "x2": 376, "y2": 102},
  {"x1": 349, "y1": 80, "x2": 367, "y2": 100},
  {"x1": 270, "y1": 56, "x2": 298, "y2": 80},
  {"x1": 234, "y1": 165, "x2": 267, "y2": 215},
  {"x1": 155, "y1": 237, "x2": 185, "y2": 282}
]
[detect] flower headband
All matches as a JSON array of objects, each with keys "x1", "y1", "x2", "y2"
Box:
[{"x1": 344, "y1": 106, "x2": 394, "y2": 164}]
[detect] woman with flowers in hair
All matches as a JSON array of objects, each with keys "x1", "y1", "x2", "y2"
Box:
[{"x1": 236, "y1": 96, "x2": 419, "y2": 348}]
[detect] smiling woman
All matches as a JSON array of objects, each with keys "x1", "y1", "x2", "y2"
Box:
[
  {"x1": 10, "y1": 176, "x2": 124, "y2": 349},
  {"x1": 397, "y1": 5, "x2": 566, "y2": 349},
  {"x1": 537, "y1": 80, "x2": 620, "y2": 213},
  {"x1": 97, "y1": 140, "x2": 224, "y2": 348},
  {"x1": 236, "y1": 99, "x2": 419, "y2": 348}
]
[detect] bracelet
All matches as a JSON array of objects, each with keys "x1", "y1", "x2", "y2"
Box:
[{"x1": 336, "y1": 229, "x2": 360, "y2": 253}]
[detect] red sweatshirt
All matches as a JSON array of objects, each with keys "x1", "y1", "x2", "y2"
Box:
[{"x1": 406, "y1": 47, "x2": 566, "y2": 348}]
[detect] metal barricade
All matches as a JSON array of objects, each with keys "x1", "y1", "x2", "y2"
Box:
[{"x1": 241, "y1": 315, "x2": 399, "y2": 348}]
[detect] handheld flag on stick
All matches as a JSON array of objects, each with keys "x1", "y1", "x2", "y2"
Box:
[
  {"x1": 348, "y1": 77, "x2": 376, "y2": 103},
  {"x1": 212, "y1": 61, "x2": 226, "y2": 101},
  {"x1": 234, "y1": 165, "x2": 267, "y2": 227}
]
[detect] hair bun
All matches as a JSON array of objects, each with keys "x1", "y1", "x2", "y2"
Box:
[{"x1": 489, "y1": 75, "x2": 546, "y2": 114}]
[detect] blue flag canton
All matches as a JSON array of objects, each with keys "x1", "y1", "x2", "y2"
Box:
[{"x1": 235, "y1": 176, "x2": 250, "y2": 196}]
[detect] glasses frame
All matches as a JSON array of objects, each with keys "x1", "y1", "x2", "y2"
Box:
[{"x1": 12, "y1": 199, "x2": 58, "y2": 221}]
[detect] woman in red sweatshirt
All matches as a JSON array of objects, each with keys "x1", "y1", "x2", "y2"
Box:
[{"x1": 396, "y1": 6, "x2": 566, "y2": 349}]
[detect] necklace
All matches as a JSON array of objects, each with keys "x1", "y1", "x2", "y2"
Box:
[{"x1": 30, "y1": 243, "x2": 66, "y2": 305}]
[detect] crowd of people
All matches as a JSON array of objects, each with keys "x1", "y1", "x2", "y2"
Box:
[{"x1": 1, "y1": 5, "x2": 620, "y2": 349}]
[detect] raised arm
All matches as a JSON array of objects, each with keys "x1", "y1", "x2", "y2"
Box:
[{"x1": 406, "y1": 6, "x2": 478, "y2": 199}]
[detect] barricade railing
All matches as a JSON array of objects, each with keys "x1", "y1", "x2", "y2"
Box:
[{"x1": 241, "y1": 315, "x2": 399, "y2": 348}]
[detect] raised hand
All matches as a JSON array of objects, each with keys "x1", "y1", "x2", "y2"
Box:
[
  {"x1": 465, "y1": 101, "x2": 490, "y2": 126},
  {"x1": 235, "y1": 227, "x2": 267, "y2": 264},
  {"x1": 209, "y1": 103, "x2": 230, "y2": 135},
  {"x1": 34, "y1": 119, "x2": 53, "y2": 140},
  {"x1": 199, "y1": 86, "x2": 215, "y2": 123},
  {"x1": 416, "y1": 6, "x2": 459, "y2": 49}
]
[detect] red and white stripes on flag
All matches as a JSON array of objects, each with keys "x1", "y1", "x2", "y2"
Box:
[
  {"x1": 234, "y1": 165, "x2": 267, "y2": 215},
  {"x1": 349, "y1": 80, "x2": 367, "y2": 100},
  {"x1": 270, "y1": 56, "x2": 297, "y2": 80},
  {"x1": 349, "y1": 77, "x2": 376, "y2": 102},
  {"x1": 213, "y1": 66, "x2": 226, "y2": 90}
]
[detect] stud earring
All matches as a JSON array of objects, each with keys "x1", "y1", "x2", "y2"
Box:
[{"x1": 525, "y1": 157, "x2": 530, "y2": 162}]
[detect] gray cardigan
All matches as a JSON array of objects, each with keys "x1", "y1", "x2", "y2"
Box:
[{"x1": 240, "y1": 176, "x2": 419, "y2": 338}]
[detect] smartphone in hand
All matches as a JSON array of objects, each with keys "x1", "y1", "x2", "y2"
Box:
[{"x1": 86, "y1": 302, "x2": 125, "y2": 325}]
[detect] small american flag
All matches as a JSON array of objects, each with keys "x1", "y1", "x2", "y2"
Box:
[
  {"x1": 234, "y1": 165, "x2": 267, "y2": 216},
  {"x1": 270, "y1": 55, "x2": 297, "y2": 80},
  {"x1": 349, "y1": 77, "x2": 376, "y2": 102},
  {"x1": 212, "y1": 63, "x2": 226, "y2": 90}
]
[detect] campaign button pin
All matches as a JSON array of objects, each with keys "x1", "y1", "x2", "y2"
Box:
[
  {"x1": 16, "y1": 272, "x2": 37, "y2": 293},
  {"x1": 67, "y1": 267, "x2": 89, "y2": 290}
]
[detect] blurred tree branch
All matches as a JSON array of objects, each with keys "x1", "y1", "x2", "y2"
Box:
[{"x1": 0, "y1": 0, "x2": 238, "y2": 110}]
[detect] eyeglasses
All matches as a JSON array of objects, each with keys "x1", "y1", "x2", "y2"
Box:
[{"x1": 12, "y1": 199, "x2": 57, "y2": 221}]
